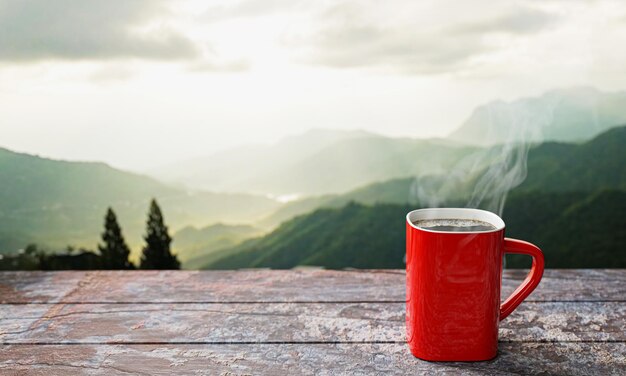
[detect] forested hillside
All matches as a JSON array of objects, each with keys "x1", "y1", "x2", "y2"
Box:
[
  {"x1": 0, "y1": 148, "x2": 278, "y2": 253},
  {"x1": 201, "y1": 126, "x2": 626, "y2": 269},
  {"x1": 203, "y1": 190, "x2": 626, "y2": 270},
  {"x1": 256, "y1": 125, "x2": 626, "y2": 231}
]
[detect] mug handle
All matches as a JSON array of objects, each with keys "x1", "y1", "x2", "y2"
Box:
[{"x1": 500, "y1": 238, "x2": 545, "y2": 321}]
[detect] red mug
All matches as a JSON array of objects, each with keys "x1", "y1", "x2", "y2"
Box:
[{"x1": 405, "y1": 208, "x2": 544, "y2": 361}]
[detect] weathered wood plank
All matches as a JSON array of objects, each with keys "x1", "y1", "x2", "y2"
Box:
[
  {"x1": 0, "y1": 271, "x2": 623, "y2": 374},
  {"x1": 1, "y1": 270, "x2": 624, "y2": 303},
  {"x1": 1, "y1": 343, "x2": 624, "y2": 375},
  {"x1": 0, "y1": 270, "x2": 404, "y2": 304},
  {"x1": 503, "y1": 269, "x2": 626, "y2": 302},
  {"x1": 1, "y1": 302, "x2": 623, "y2": 343}
]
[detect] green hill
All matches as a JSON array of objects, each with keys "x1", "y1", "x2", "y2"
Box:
[
  {"x1": 504, "y1": 189, "x2": 626, "y2": 268},
  {"x1": 519, "y1": 126, "x2": 626, "y2": 192},
  {"x1": 203, "y1": 126, "x2": 626, "y2": 270},
  {"x1": 204, "y1": 202, "x2": 410, "y2": 270},
  {"x1": 3, "y1": 123, "x2": 625, "y2": 269},
  {"x1": 532, "y1": 190, "x2": 626, "y2": 268},
  {"x1": 202, "y1": 191, "x2": 626, "y2": 270},
  {"x1": 0, "y1": 148, "x2": 279, "y2": 254}
]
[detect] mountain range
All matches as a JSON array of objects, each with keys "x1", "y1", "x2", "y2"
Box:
[
  {"x1": 202, "y1": 189, "x2": 626, "y2": 270},
  {"x1": 153, "y1": 87, "x2": 626, "y2": 197},
  {"x1": 198, "y1": 125, "x2": 626, "y2": 269},
  {"x1": 0, "y1": 148, "x2": 278, "y2": 254},
  {"x1": 251, "y1": 124, "x2": 626, "y2": 230},
  {"x1": 449, "y1": 87, "x2": 626, "y2": 146},
  {"x1": 3, "y1": 86, "x2": 626, "y2": 270},
  {"x1": 154, "y1": 129, "x2": 474, "y2": 196}
]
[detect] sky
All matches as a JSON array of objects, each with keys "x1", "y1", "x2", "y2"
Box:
[{"x1": 1, "y1": 0, "x2": 626, "y2": 171}]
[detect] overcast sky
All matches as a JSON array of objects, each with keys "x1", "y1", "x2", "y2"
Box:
[{"x1": 1, "y1": 0, "x2": 626, "y2": 171}]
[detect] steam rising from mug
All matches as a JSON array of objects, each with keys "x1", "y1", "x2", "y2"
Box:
[{"x1": 411, "y1": 100, "x2": 557, "y2": 216}]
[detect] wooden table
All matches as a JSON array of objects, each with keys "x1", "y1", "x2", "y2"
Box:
[{"x1": 0, "y1": 269, "x2": 624, "y2": 375}]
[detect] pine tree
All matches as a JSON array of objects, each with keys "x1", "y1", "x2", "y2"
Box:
[
  {"x1": 98, "y1": 208, "x2": 134, "y2": 269},
  {"x1": 140, "y1": 199, "x2": 180, "y2": 269}
]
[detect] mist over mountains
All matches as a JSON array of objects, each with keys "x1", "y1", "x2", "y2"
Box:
[
  {"x1": 153, "y1": 86, "x2": 626, "y2": 197},
  {"x1": 202, "y1": 190, "x2": 626, "y2": 270},
  {"x1": 155, "y1": 129, "x2": 376, "y2": 192},
  {"x1": 155, "y1": 129, "x2": 473, "y2": 196},
  {"x1": 2, "y1": 86, "x2": 626, "y2": 269},
  {"x1": 254, "y1": 125, "x2": 626, "y2": 230},
  {"x1": 449, "y1": 87, "x2": 626, "y2": 146},
  {"x1": 197, "y1": 125, "x2": 626, "y2": 270}
]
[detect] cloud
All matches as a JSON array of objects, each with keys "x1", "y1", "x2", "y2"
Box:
[
  {"x1": 451, "y1": 8, "x2": 558, "y2": 35},
  {"x1": 295, "y1": 24, "x2": 490, "y2": 74},
  {"x1": 202, "y1": 0, "x2": 308, "y2": 21},
  {"x1": 0, "y1": 0, "x2": 198, "y2": 62},
  {"x1": 285, "y1": 4, "x2": 489, "y2": 74},
  {"x1": 286, "y1": 2, "x2": 559, "y2": 75}
]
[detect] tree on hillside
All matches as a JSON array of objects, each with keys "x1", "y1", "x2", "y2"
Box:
[
  {"x1": 98, "y1": 208, "x2": 134, "y2": 269},
  {"x1": 140, "y1": 199, "x2": 180, "y2": 269}
]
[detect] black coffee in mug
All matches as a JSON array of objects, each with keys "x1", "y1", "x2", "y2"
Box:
[{"x1": 412, "y1": 218, "x2": 496, "y2": 232}]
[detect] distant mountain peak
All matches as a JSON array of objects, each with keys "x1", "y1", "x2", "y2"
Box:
[{"x1": 448, "y1": 86, "x2": 626, "y2": 145}]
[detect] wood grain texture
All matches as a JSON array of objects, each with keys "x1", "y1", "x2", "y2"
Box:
[
  {"x1": 1, "y1": 302, "x2": 624, "y2": 344},
  {"x1": 1, "y1": 343, "x2": 624, "y2": 376},
  {"x1": 1, "y1": 269, "x2": 624, "y2": 303},
  {"x1": 0, "y1": 270, "x2": 624, "y2": 374}
]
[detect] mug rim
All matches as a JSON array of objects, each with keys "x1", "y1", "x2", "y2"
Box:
[{"x1": 406, "y1": 208, "x2": 505, "y2": 234}]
